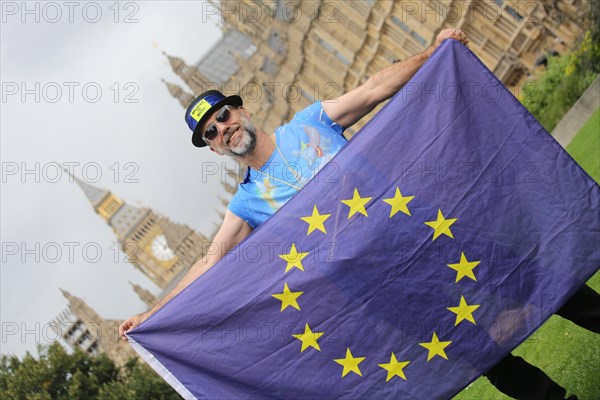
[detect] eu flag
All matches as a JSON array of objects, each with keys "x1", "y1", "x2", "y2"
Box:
[{"x1": 127, "y1": 40, "x2": 600, "y2": 399}]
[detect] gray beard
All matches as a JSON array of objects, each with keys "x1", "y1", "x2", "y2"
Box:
[{"x1": 225, "y1": 114, "x2": 257, "y2": 157}]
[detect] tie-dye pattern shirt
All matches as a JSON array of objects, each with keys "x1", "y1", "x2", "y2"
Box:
[{"x1": 228, "y1": 102, "x2": 348, "y2": 228}]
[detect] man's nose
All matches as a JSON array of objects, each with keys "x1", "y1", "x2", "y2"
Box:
[
  {"x1": 211, "y1": 120, "x2": 229, "y2": 138},
  {"x1": 217, "y1": 119, "x2": 236, "y2": 135}
]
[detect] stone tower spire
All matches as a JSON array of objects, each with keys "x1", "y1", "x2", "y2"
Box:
[
  {"x1": 59, "y1": 289, "x2": 100, "y2": 319},
  {"x1": 52, "y1": 289, "x2": 137, "y2": 366},
  {"x1": 163, "y1": 51, "x2": 193, "y2": 82},
  {"x1": 65, "y1": 167, "x2": 110, "y2": 208},
  {"x1": 65, "y1": 167, "x2": 149, "y2": 240},
  {"x1": 162, "y1": 51, "x2": 210, "y2": 94},
  {"x1": 129, "y1": 281, "x2": 157, "y2": 309},
  {"x1": 162, "y1": 79, "x2": 195, "y2": 109}
]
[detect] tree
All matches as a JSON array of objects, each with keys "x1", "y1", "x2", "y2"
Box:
[
  {"x1": 520, "y1": 32, "x2": 598, "y2": 131},
  {"x1": 0, "y1": 342, "x2": 181, "y2": 399},
  {"x1": 519, "y1": 1, "x2": 600, "y2": 131}
]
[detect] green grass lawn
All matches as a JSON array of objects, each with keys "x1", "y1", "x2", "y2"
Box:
[
  {"x1": 566, "y1": 108, "x2": 600, "y2": 183},
  {"x1": 454, "y1": 109, "x2": 600, "y2": 400}
]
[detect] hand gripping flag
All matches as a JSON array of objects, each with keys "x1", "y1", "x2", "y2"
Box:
[{"x1": 127, "y1": 40, "x2": 599, "y2": 399}]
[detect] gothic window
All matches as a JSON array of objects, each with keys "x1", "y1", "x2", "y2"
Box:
[
  {"x1": 335, "y1": 52, "x2": 352, "y2": 66},
  {"x1": 391, "y1": 16, "x2": 410, "y2": 33},
  {"x1": 261, "y1": 57, "x2": 279, "y2": 75},
  {"x1": 318, "y1": 37, "x2": 352, "y2": 67},
  {"x1": 506, "y1": 6, "x2": 524, "y2": 22},
  {"x1": 410, "y1": 31, "x2": 427, "y2": 47},
  {"x1": 318, "y1": 37, "x2": 335, "y2": 53},
  {"x1": 268, "y1": 30, "x2": 286, "y2": 55}
]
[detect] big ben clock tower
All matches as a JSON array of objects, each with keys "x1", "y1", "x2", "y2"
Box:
[{"x1": 67, "y1": 169, "x2": 209, "y2": 289}]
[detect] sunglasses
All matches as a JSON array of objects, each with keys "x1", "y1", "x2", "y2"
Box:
[{"x1": 203, "y1": 105, "x2": 233, "y2": 141}]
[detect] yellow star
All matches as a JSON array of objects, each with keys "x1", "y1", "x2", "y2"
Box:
[
  {"x1": 419, "y1": 332, "x2": 452, "y2": 361},
  {"x1": 278, "y1": 243, "x2": 309, "y2": 273},
  {"x1": 378, "y1": 353, "x2": 410, "y2": 382},
  {"x1": 334, "y1": 348, "x2": 366, "y2": 377},
  {"x1": 300, "y1": 205, "x2": 331, "y2": 235},
  {"x1": 447, "y1": 295, "x2": 480, "y2": 326},
  {"x1": 424, "y1": 209, "x2": 457, "y2": 240},
  {"x1": 382, "y1": 187, "x2": 414, "y2": 218},
  {"x1": 341, "y1": 188, "x2": 373, "y2": 218},
  {"x1": 447, "y1": 252, "x2": 480, "y2": 283},
  {"x1": 271, "y1": 283, "x2": 303, "y2": 311},
  {"x1": 292, "y1": 323, "x2": 324, "y2": 352}
]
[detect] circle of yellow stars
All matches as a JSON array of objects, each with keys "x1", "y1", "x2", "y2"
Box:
[{"x1": 268, "y1": 186, "x2": 482, "y2": 383}]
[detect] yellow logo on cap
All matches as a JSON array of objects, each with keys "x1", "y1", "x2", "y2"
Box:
[{"x1": 190, "y1": 99, "x2": 212, "y2": 122}]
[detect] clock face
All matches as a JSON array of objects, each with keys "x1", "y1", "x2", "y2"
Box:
[{"x1": 150, "y1": 234, "x2": 176, "y2": 261}]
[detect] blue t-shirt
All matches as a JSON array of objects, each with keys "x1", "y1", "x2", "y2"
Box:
[{"x1": 228, "y1": 102, "x2": 348, "y2": 228}]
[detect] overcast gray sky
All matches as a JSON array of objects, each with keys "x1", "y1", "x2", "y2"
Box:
[{"x1": 0, "y1": 1, "x2": 238, "y2": 357}]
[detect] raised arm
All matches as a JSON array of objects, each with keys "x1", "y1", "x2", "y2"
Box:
[
  {"x1": 119, "y1": 210, "x2": 252, "y2": 341},
  {"x1": 322, "y1": 29, "x2": 469, "y2": 128}
]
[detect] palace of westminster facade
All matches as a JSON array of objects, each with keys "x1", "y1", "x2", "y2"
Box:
[{"x1": 51, "y1": 0, "x2": 589, "y2": 365}]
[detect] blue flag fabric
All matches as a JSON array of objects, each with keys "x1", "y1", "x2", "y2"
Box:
[{"x1": 128, "y1": 40, "x2": 600, "y2": 399}]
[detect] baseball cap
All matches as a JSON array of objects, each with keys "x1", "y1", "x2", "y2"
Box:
[{"x1": 185, "y1": 90, "x2": 243, "y2": 148}]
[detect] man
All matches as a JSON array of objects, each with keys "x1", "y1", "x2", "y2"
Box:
[{"x1": 120, "y1": 29, "x2": 598, "y2": 399}]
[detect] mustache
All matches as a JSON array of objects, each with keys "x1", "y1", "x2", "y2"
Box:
[{"x1": 223, "y1": 126, "x2": 238, "y2": 144}]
